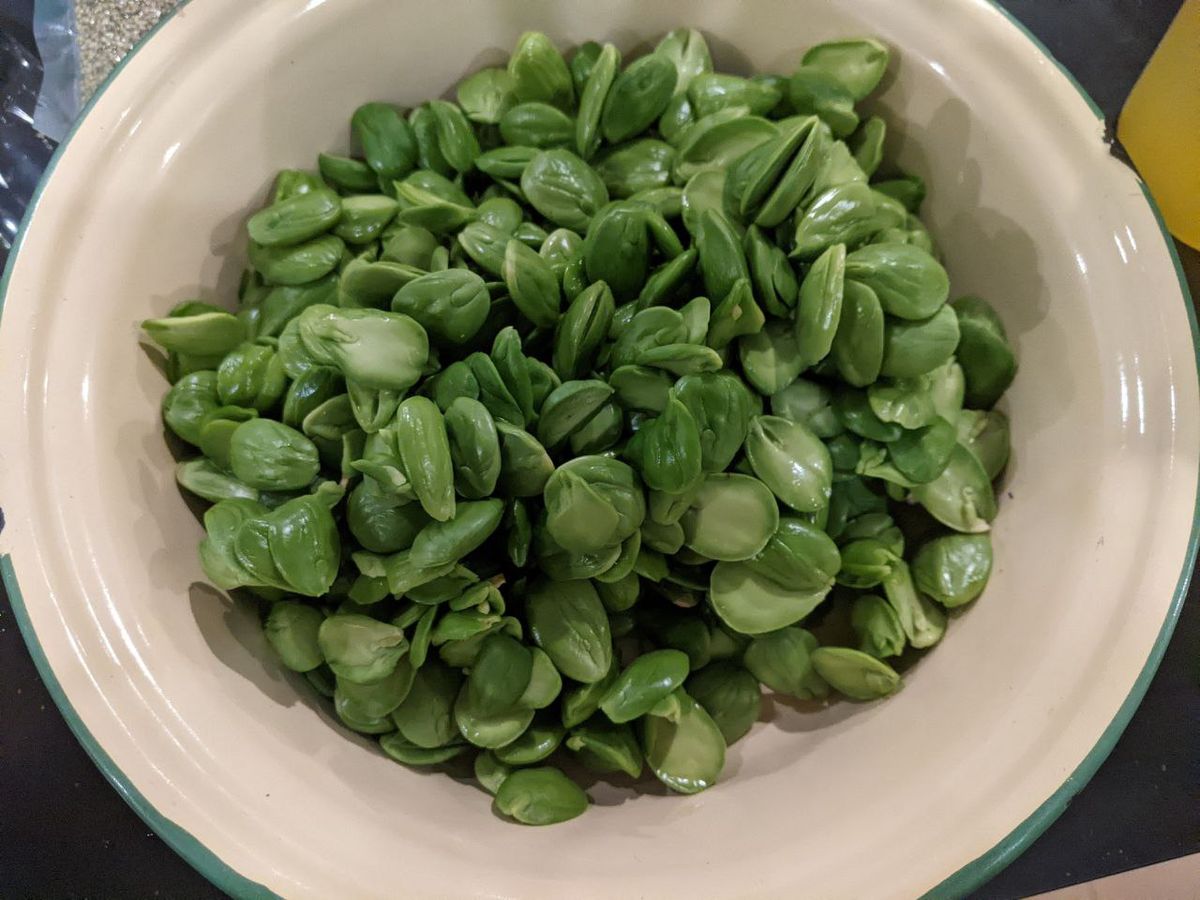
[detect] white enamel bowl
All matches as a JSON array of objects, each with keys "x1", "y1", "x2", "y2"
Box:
[{"x1": 0, "y1": 1, "x2": 1195, "y2": 897}]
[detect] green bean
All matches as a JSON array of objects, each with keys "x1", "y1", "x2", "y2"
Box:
[
  {"x1": 576, "y1": 44, "x2": 620, "y2": 160},
  {"x1": 508, "y1": 32, "x2": 575, "y2": 112},
  {"x1": 881, "y1": 305, "x2": 961, "y2": 378},
  {"x1": 409, "y1": 105, "x2": 454, "y2": 178},
  {"x1": 526, "y1": 580, "x2": 613, "y2": 683},
  {"x1": 794, "y1": 242, "x2": 846, "y2": 368},
  {"x1": 500, "y1": 102, "x2": 574, "y2": 148},
  {"x1": 456, "y1": 68, "x2": 517, "y2": 125},
  {"x1": 637, "y1": 393, "x2": 703, "y2": 494},
  {"x1": 489, "y1": 329, "x2": 536, "y2": 424},
  {"x1": 475, "y1": 145, "x2": 539, "y2": 180},
  {"x1": 674, "y1": 111, "x2": 777, "y2": 183},
  {"x1": 739, "y1": 321, "x2": 805, "y2": 395},
  {"x1": 428, "y1": 100, "x2": 480, "y2": 174},
  {"x1": 771, "y1": 377, "x2": 841, "y2": 437},
  {"x1": 351, "y1": 102, "x2": 417, "y2": 180},
  {"x1": 175, "y1": 458, "x2": 258, "y2": 503},
  {"x1": 391, "y1": 661, "x2": 461, "y2": 747},
  {"x1": 850, "y1": 117, "x2": 887, "y2": 176},
  {"x1": 453, "y1": 680, "x2": 535, "y2": 749},
  {"x1": 910, "y1": 443, "x2": 998, "y2": 533},
  {"x1": 318, "y1": 614, "x2": 408, "y2": 684},
  {"x1": 744, "y1": 415, "x2": 832, "y2": 512},
  {"x1": 834, "y1": 388, "x2": 903, "y2": 442},
  {"x1": 318, "y1": 153, "x2": 377, "y2": 192},
  {"x1": 495, "y1": 420, "x2": 553, "y2": 496},
  {"x1": 792, "y1": 183, "x2": 895, "y2": 259},
  {"x1": 811, "y1": 646, "x2": 901, "y2": 700},
  {"x1": 494, "y1": 723, "x2": 566, "y2": 765},
  {"x1": 873, "y1": 174, "x2": 926, "y2": 213},
  {"x1": 750, "y1": 516, "x2": 841, "y2": 591},
  {"x1": 681, "y1": 474, "x2": 779, "y2": 561},
  {"x1": 559, "y1": 659, "x2": 619, "y2": 730},
  {"x1": 256, "y1": 276, "x2": 338, "y2": 338},
  {"x1": 655, "y1": 28, "x2": 713, "y2": 97},
  {"x1": 228, "y1": 419, "x2": 320, "y2": 491},
  {"x1": 689, "y1": 73, "x2": 780, "y2": 118},
  {"x1": 143, "y1": 310, "x2": 245, "y2": 358},
  {"x1": 346, "y1": 479, "x2": 428, "y2": 553},
  {"x1": 296, "y1": 305, "x2": 429, "y2": 392},
  {"x1": 331, "y1": 194, "x2": 396, "y2": 244},
  {"x1": 566, "y1": 720, "x2": 643, "y2": 777},
  {"x1": 951, "y1": 295, "x2": 1018, "y2": 407},
  {"x1": 801, "y1": 39, "x2": 890, "y2": 101},
  {"x1": 912, "y1": 533, "x2": 994, "y2": 607},
  {"x1": 503, "y1": 238, "x2": 562, "y2": 327},
  {"x1": 743, "y1": 627, "x2": 828, "y2": 698},
  {"x1": 264, "y1": 601, "x2": 325, "y2": 672},
  {"x1": 380, "y1": 733, "x2": 465, "y2": 765},
  {"x1": 583, "y1": 202, "x2": 650, "y2": 302},
  {"x1": 409, "y1": 500, "x2": 504, "y2": 567},
  {"x1": 600, "y1": 649, "x2": 690, "y2": 723},
  {"x1": 843, "y1": 242, "x2": 949, "y2": 321},
  {"x1": 467, "y1": 633, "x2": 533, "y2": 714},
  {"x1": 674, "y1": 372, "x2": 755, "y2": 473},
  {"x1": 602, "y1": 54, "x2": 678, "y2": 143},
  {"x1": 337, "y1": 258, "x2": 423, "y2": 309},
  {"x1": 595, "y1": 139, "x2": 674, "y2": 197},
  {"x1": 641, "y1": 690, "x2": 725, "y2": 794},
  {"x1": 553, "y1": 281, "x2": 614, "y2": 380},
  {"x1": 751, "y1": 116, "x2": 829, "y2": 227},
  {"x1": 957, "y1": 408, "x2": 1011, "y2": 480},
  {"x1": 271, "y1": 170, "x2": 324, "y2": 203},
  {"x1": 687, "y1": 662, "x2": 762, "y2": 744},
  {"x1": 710, "y1": 559, "x2": 829, "y2": 635},
  {"x1": 881, "y1": 559, "x2": 947, "y2": 648},
  {"x1": 474, "y1": 751, "x2": 514, "y2": 794},
  {"x1": 867, "y1": 376, "x2": 937, "y2": 429},
  {"x1": 832, "y1": 279, "x2": 885, "y2": 386},
  {"x1": 444, "y1": 398, "x2": 501, "y2": 499},
  {"x1": 520, "y1": 149, "x2": 608, "y2": 230},
  {"x1": 889, "y1": 415, "x2": 957, "y2": 483},
  {"x1": 851, "y1": 594, "x2": 906, "y2": 658},
  {"x1": 788, "y1": 68, "x2": 858, "y2": 137},
  {"x1": 390, "y1": 269, "x2": 490, "y2": 345},
  {"x1": 569, "y1": 42, "x2": 603, "y2": 94},
  {"x1": 480, "y1": 197, "x2": 525, "y2": 234},
  {"x1": 537, "y1": 380, "x2": 613, "y2": 450},
  {"x1": 493, "y1": 766, "x2": 588, "y2": 825},
  {"x1": 336, "y1": 658, "x2": 417, "y2": 721},
  {"x1": 517, "y1": 647, "x2": 563, "y2": 709}
]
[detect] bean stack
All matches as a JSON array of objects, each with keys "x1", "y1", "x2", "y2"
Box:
[{"x1": 143, "y1": 28, "x2": 1017, "y2": 824}]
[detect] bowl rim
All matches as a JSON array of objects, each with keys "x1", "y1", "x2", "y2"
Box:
[{"x1": 0, "y1": 2, "x2": 1196, "y2": 897}]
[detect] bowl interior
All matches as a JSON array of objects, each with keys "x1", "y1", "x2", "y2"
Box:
[{"x1": 0, "y1": 1, "x2": 1195, "y2": 897}]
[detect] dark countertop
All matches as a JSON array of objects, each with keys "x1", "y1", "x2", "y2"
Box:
[{"x1": 0, "y1": 2, "x2": 1195, "y2": 897}]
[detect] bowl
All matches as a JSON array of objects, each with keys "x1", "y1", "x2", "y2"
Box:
[{"x1": 0, "y1": 1, "x2": 1196, "y2": 897}]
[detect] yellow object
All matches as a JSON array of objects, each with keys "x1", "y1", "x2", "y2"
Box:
[{"x1": 1118, "y1": 0, "x2": 1200, "y2": 249}]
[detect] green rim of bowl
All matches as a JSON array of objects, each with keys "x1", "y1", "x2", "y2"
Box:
[
  {"x1": 0, "y1": 4, "x2": 276, "y2": 897},
  {"x1": 924, "y1": 3, "x2": 1200, "y2": 893},
  {"x1": 0, "y1": 4, "x2": 1196, "y2": 899},
  {"x1": 0, "y1": 558, "x2": 279, "y2": 899},
  {"x1": 929, "y1": 189, "x2": 1199, "y2": 900}
]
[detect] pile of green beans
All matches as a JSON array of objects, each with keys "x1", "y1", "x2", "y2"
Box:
[{"x1": 143, "y1": 29, "x2": 1016, "y2": 825}]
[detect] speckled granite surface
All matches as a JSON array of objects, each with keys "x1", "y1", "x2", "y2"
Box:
[{"x1": 74, "y1": 0, "x2": 176, "y2": 98}]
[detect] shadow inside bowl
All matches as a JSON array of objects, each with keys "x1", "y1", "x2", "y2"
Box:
[{"x1": 188, "y1": 582, "x2": 315, "y2": 710}]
